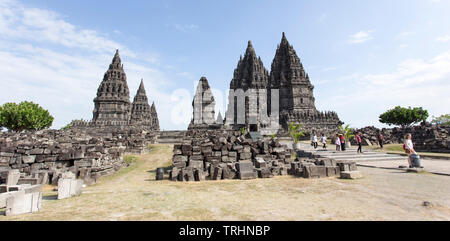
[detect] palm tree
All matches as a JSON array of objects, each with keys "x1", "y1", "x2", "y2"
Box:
[
  {"x1": 338, "y1": 124, "x2": 355, "y2": 147},
  {"x1": 289, "y1": 122, "x2": 305, "y2": 150}
]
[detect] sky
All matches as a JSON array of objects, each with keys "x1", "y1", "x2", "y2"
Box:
[{"x1": 0, "y1": 0, "x2": 449, "y2": 130}]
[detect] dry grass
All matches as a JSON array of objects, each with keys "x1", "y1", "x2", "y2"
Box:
[{"x1": 1, "y1": 144, "x2": 450, "y2": 221}]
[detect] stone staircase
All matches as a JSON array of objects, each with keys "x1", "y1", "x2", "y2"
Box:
[{"x1": 156, "y1": 131, "x2": 187, "y2": 144}]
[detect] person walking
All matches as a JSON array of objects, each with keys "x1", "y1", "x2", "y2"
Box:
[
  {"x1": 335, "y1": 134, "x2": 341, "y2": 151},
  {"x1": 356, "y1": 132, "x2": 363, "y2": 154},
  {"x1": 378, "y1": 132, "x2": 384, "y2": 150},
  {"x1": 404, "y1": 133, "x2": 416, "y2": 168},
  {"x1": 339, "y1": 134, "x2": 346, "y2": 151},
  {"x1": 320, "y1": 134, "x2": 327, "y2": 149},
  {"x1": 311, "y1": 133, "x2": 318, "y2": 149}
]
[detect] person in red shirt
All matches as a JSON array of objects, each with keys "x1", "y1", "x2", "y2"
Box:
[
  {"x1": 356, "y1": 132, "x2": 363, "y2": 154},
  {"x1": 339, "y1": 134, "x2": 346, "y2": 151}
]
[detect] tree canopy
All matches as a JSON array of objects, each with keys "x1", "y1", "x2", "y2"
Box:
[
  {"x1": 379, "y1": 106, "x2": 428, "y2": 127},
  {"x1": 432, "y1": 114, "x2": 450, "y2": 126},
  {"x1": 0, "y1": 101, "x2": 54, "y2": 132}
]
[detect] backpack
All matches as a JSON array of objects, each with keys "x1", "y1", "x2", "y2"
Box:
[{"x1": 403, "y1": 144, "x2": 406, "y2": 150}]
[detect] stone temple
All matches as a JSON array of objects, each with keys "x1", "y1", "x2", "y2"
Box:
[
  {"x1": 191, "y1": 33, "x2": 342, "y2": 135},
  {"x1": 73, "y1": 50, "x2": 160, "y2": 131}
]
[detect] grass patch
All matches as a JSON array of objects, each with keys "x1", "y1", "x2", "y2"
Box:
[{"x1": 124, "y1": 155, "x2": 139, "y2": 165}]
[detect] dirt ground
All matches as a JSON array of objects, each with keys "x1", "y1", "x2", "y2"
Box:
[{"x1": 1, "y1": 144, "x2": 450, "y2": 221}]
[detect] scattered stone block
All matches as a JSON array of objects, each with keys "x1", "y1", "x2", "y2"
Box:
[
  {"x1": 237, "y1": 161, "x2": 257, "y2": 180},
  {"x1": 1, "y1": 190, "x2": 25, "y2": 209},
  {"x1": 156, "y1": 168, "x2": 164, "y2": 180},
  {"x1": 17, "y1": 178, "x2": 39, "y2": 185},
  {"x1": 57, "y1": 178, "x2": 83, "y2": 200},
  {"x1": 5, "y1": 170, "x2": 20, "y2": 186},
  {"x1": 5, "y1": 191, "x2": 42, "y2": 216},
  {"x1": 340, "y1": 171, "x2": 363, "y2": 179}
]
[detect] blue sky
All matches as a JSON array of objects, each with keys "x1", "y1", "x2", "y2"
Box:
[{"x1": 1, "y1": 0, "x2": 449, "y2": 130}]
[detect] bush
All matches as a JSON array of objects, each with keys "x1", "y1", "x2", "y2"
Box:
[
  {"x1": 0, "y1": 101, "x2": 54, "y2": 132},
  {"x1": 379, "y1": 106, "x2": 428, "y2": 127}
]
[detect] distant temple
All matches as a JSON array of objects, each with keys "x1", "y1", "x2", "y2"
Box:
[
  {"x1": 72, "y1": 50, "x2": 160, "y2": 131},
  {"x1": 191, "y1": 33, "x2": 342, "y2": 135}
]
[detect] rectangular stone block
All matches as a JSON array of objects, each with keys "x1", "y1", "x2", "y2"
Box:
[
  {"x1": 22, "y1": 155, "x2": 36, "y2": 164},
  {"x1": 184, "y1": 169, "x2": 195, "y2": 182},
  {"x1": 340, "y1": 171, "x2": 363, "y2": 179},
  {"x1": 5, "y1": 191, "x2": 42, "y2": 216},
  {"x1": 173, "y1": 155, "x2": 188, "y2": 163},
  {"x1": 17, "y1": 178, "x2": 39, "y2": 185},
  {"x1": 188, "y1": 160, "x2": 204, "y2": 170},
  {"x1": 239, "y1": 152, "x2": 252, "y2": 160},
  {"x1": 258, "y1": 168, "x2": 273, "y2": 178},
  {"x1": 170, "y1": 167, "x2": 179, "y2": 181},
  {"x1": 194, "y1": 169, "x2": 205, "y2": 181},
  {"x1": 1, "y1": 190, "x2": 25, "y2": 209},
  {"x1": 6, "y1": 169, "x2": 20, "y2": 186},
  {"x1": 190, "y1": 155, "x2": 204, "y2": 161},
  {"x1": 303, "y1": 166, "x2": 327, "y2": 178},
  {"x1": 213, "y1": 167, "x2": 223, "y2": 180},
  {"x1": 255, "y1": 158, "x2": 266, "y2": 168},
  {"x1": 57, "y1": 179, "x2": 83, "y2": 200}
]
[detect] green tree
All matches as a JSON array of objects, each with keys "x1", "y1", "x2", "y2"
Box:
[
  {"x1": 288, "y1": 122, "x2": 305, "y2": 144},
  {"x1": 432, "y1": 114, "x2": 450, "y2": 126},
  {"x1": 379, "y1": 106, "x2": 428, "y2": 127},
  {"x1": 0, "y1": 101, "x2": 54, "y2": 132},
  {"x1": 339, "y1": 124, "x2": 355, "y2": 141}
]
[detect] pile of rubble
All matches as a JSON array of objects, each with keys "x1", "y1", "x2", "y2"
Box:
[
  {"x1": 0, "y1": 129, "x2": 132, "y2": 185},
  {"x1": 162, "y1": 130, "x2": 361, "y2": 181},
  {"x1": 352, "y1": 124, "x2": 450, "y2": 153}
]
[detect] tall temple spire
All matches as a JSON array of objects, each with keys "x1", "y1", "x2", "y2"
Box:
[
  {"x1": 269, "y1": 32, "x2": 316, "y2": 113},
  {"x1": 150, "y1": 102, "x2": 160, "y2": 131},
  {"x1": 229, "y1": 40, "x2": 269, "y2": 90},
  {"x1": 130, "y1": 79, "x2": 152, "y2": 126},
  {"x1": 92, "y1": 49, "x2": 131, "y2": 123}
]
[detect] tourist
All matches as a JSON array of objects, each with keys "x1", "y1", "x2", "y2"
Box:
[
  {"x1": 311, "y1": 133, "x2": 318, "y2": 149},
  {"x1": 339, "y1": 134, "x2": 346, "y2": 151},
  {"x1": 404, "y1": 133, "x2": 416, "y2": 168},
  {"x1": 320, "y1": 133, "x2": 327, "y2": 149},
  {"x1": 356, "y1": 132, "x2": 363, "y2": 154},
  {"x1": 378, "y1": 132, "x2": 384, "y2": 150},
  {"x1": 335, "y1": 134, "x2": 341, "y2": 151}
]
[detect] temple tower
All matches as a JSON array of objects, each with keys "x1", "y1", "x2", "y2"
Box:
[
  {"x1": 92, "y1": 50, "x2": 131, "y2": 124},
  {"x1": 269, "y1": 32, "x2": 317, "y2": 114},
  {"x1": 225, "y1": 41, "x2": 270, "y2": 132},
  {"x1": 190, "y1": 77, "x2": 216, "y2": 129},
  {"x1": 150, "y1": 102, "x2": 160, "y2": 131},
  {"x1": 130, "y1": 79, "x2": 153, "y2": 126}
]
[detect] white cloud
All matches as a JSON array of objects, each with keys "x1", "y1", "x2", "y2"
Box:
[
  {"x1": 348, "y1": 30, "x2": 374, "y2": 44},
  {"x1": 436, "y1": 35, "x2": 450, "y2": 42},
  {"x1": 167, "y1": 23, "x2": 199, "y2": 32},
  {"x1": 324, "y1": 50, "x2": 450, "y2": 128}
]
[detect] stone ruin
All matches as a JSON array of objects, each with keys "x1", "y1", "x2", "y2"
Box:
[
  {"x1": 158, "y1": 130, "x2": 360, "y2": 182},
  {"x1": 189, "y1": 33, "x2": 342, "y2": 137},
  {"x1": 188, "y1": 77, "x2": 222, "y2": 130},
  {"x1": 351, "y1": 124, "x2": 450, "y2": 153}
]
